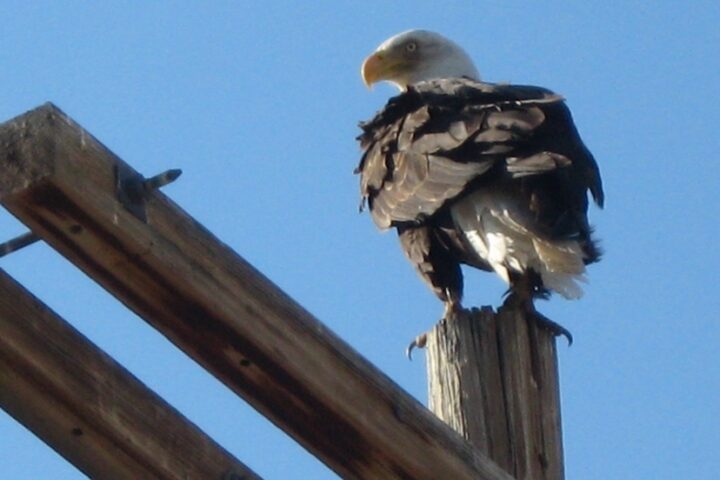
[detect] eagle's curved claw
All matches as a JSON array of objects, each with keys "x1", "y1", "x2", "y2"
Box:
[
  {"x1": 533, "y1": 311, "x2": 573, "y2": 346},
  {"x1": 406, "y1": 333, "x2": 427, "y2": 360}
]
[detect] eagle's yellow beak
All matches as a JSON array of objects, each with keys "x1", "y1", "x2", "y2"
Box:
[
  {"x1": 361, "y1": 52, "x2": 384, "y2": 89},
  {"x1": 362, "y1": 51, "x2": 409, "y2": 89},
  {"x1": 362, "y1": 49, "x2": 413, "y2": 91}
]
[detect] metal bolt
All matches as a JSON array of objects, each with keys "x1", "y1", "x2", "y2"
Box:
[{"x1": 0, "y1": 232, "x2": 40, "y2": 258}]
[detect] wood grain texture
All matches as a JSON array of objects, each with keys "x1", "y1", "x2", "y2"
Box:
[
  {"x1": 0, "y1": 103, "x2": 513, "y2": 480},
  {"x1": 0, "y1": 268, "x2": 261, "y2": 480},
  {"x1": 426, "y1": 306, "x2": 564, "y2": 480}
]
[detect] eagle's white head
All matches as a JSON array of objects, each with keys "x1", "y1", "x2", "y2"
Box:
[{"x1": 361, "y1": 29, "x2": 480, "y2": 91}]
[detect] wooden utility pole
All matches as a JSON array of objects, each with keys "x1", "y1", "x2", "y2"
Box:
[
  {"x1": 0, "y1": 103, "x2": 514, "y2": 480},
  {"x1": 426, "y1": 305, "x2": 564, "y2": 480},
  {"x1": 0, "y1": 268, "x2": 261, "y2": 480}
]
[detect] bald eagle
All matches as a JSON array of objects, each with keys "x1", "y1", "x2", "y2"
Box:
[{"x1": 356, "y1": 30, "x2": 603, "y2": 334}]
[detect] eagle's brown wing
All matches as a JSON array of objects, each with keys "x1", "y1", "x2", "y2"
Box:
[
  {"x1": 357, "y1": 78, "x2": 603, "y2": 232},
  {"x1": 356, "y1": 78, "x2": 603, "y2": 305}
]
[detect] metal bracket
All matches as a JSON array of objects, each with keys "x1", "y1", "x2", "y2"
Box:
[
  {"x1": 1, "y1": 166, "x2": 181, "y2": 259},
  {"x1": 114, "y1": 163, "x2": 148, "y2": 222},
  {"x1": 114, "y1": 164, "x2": 182, "y2": 223}
]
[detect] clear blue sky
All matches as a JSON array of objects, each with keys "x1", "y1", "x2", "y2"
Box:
[{"x1": 1, "y1": 2, "x2": 718, "y2": 479}]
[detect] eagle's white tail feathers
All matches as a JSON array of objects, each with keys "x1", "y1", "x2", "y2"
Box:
[
  {"x1": 531, "y1": 238, "x2": 587, "y2": 299},
  {"x1": 451, "y1": 191, "x2": 589, "y2": 299}
]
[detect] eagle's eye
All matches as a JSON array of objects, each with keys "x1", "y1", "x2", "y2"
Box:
[{"x1": 405, "y1": 42, "x2": 417, "y2": 53}]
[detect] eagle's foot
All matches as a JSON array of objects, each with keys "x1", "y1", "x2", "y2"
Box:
[
  {"x1": 504, "y1": 292, "x2": 573, "y2": 345},
  {"x1": 406, "y1": 333, "x2": 427, "y2": 360},
  {"x1": 529, "y1": 310, "x2": 573, "y2": 346},
  {"x1": 406, "y1": 300, "x2": 466, "y2": 360}
]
